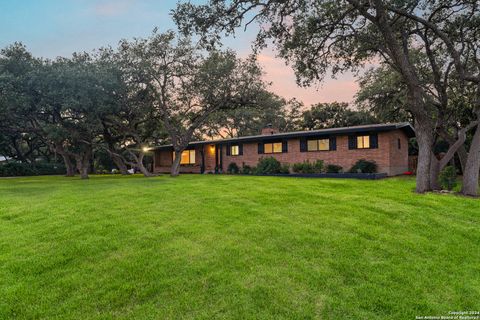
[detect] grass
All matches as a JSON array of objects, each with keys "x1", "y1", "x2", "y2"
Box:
[{"x1": 0, "y1": 175, "x2": 479, "y2": 319}]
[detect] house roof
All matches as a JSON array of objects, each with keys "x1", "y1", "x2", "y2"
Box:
[{"x1": 152, "y1": 122, "x2": 415, "y2": 150}]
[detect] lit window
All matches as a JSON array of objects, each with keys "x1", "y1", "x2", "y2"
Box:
[
  {"x1": 231, "y1": 145, "x2": 239, "y2": 156},
  {"x1": 318, "y1": 139, "x2": 329, "y2": 151},
  {"x1": 264, "y1": 142, "x2": 282, "y2": 154},
  {"x1": 307, "y1": 140, "x2": 317, "y2": 151},
  {"x1": 264, "y1": 143, "x2": 273, "y2": 154},
  {"x1": 173, "y1": 150, "x2": 195, "y2": 164},
  {"x1": 357, "y1": 135, "x2": 370, "y2": 149},
  {"x1": 273, "y1": 142, "x2": 282, "y2": 153},
  {"x1": 307, "y1": 138, "x2": 329, "y2": 151}
]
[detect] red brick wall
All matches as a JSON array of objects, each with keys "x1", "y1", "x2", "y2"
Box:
[
  {"x1": 387, "y1": 130, "x2": 409, "y2": 175},
  {"x1": 220, "y1": 130, "x2": 408, "y2": 175}
]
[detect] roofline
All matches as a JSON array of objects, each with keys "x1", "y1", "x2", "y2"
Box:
[{"x1": 152, "y1": 122, "x2": 415, "y2": 150}]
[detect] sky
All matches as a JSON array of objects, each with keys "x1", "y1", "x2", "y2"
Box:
[{"x1": 0, "y1": 0, "x2": 359, "y2": 107}]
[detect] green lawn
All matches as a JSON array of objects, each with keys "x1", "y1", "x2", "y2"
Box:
[{"x1": 0, "y1": 175, "x2": 479, "y2": 319}]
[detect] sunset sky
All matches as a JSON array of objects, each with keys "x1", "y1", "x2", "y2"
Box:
[{"x1": 0, "y1": 0, "x2": 359, "y2": 107}]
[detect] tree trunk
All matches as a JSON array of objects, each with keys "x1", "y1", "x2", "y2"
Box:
[
  {"x1": 429, "y1": 153, "x2": 441, "y2": 190},
  {"x1": 75, "y1": 157, "x2": 89, "y2": 179},
  {"x1": 137, "y1": 163, "x2": 153, "y2": 177},
  {"x1": 136, "y1": 153, "x2": 154, "y2": 177},
  {"x1": 53, "y1": 142, "x2": 76, "y2": 177},
  {"x1": 78, "y1": 164, "x2": 89, "y2": 179},
  {"x1": 461, "y1": 124, "x2": 480, "y2": 196},
  {"x1": 415, "y1": 122, "x2": 435, "y2": 193},
  {"x1": 74, "y1": 148, "x2": 91, "y2": 180},
  {"x1": 62, "y1": 154, "x2": 75, "y2": 177},
  {"x1": 171, "y1": 151, "x2": 182, "y2": 177},
  {"x1": 11, "y1": 138, "x2": 29, "y2": 163},
  {"x1": 457, "y1": 146, "x2": 468, "y2": 174},
  {"x1": 111, "y1": 153, "x2": 129, "y2": 175}
]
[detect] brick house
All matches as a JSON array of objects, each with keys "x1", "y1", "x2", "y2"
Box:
[{"x1": 152, "y1": 123, "x2": 415, "y2": 176}]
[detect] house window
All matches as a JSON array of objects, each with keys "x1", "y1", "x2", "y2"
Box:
[
  {"x1": 398, "y1": 138, "x2": 401, "y2": 149},
  {"x1": 264, "y1": 142, "x2": 282, "y2": 154},
  {"x1": 307, "y1": 138, "x2": 330, "y2": 151},
  {"x1": 173, "y1": 150, "x2": 195, "y2": 165},
  {"x1": 356, "y1": 135, "x2": 370, "y2": 149},
  {"x1": 230, "y1": 145, "x2": 239, "y2": 156},
  {"x1": 307, "y1": 140, "x2": 317, "y2": 151}
]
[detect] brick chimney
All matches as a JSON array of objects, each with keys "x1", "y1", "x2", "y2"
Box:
[{"x1": 261, "y1": 124, "x2": 279, "y2": 135}]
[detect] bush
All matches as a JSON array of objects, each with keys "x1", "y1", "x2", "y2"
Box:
[
  {"x1": 280, "y1": 164, "x2": 290, "y2": 174},
  {"x1": 0, "y1": 162, "x2": 66, "y2": 177},
  {"x1": 255, "y1": 157, "x2": 281, "y2": 174},
  {"x1": 292, "y1": 160, "x2": 323, "y2": 174},
  {"x1": 241, "y1": 164, "x2": 253, "y2": 175},
  {"x1": 227, "y1": 162, "x2": 240, "y2": 174},
  {"x1": 313, "y1": 160, "x2": 324, "y2": 173},
  {"x1": 439, "y1": 166, "x2": 457, "y2": 191},
  {"x1": 349, "y1": 159, "x2": 377, "y2": 173},
  {"x1": 111, "y1": 169, "x2": 119, "y2": 174},
  {"x1": 292, "y1": 161, "x2": 313, "y2": 173},
  {"x1": 326, "y1": 164, "x2": 343, "y2": 173},
  {"x1": 292, "y1": 162, "x2": 303, "y2": 173}
]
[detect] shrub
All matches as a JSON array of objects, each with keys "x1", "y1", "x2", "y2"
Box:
[
  {"x1": 0, "y1": 162, "x2": 36, "y2": 176},
  {"x1": 227, "y1": 162, "x2": 240, "y2": 174},
  {"x1": 313, "y1": 160, "x2": 324, "y2": 173},
  {"x1": 292, "y1": 162, "x2": 306, "y2": 173},
  {"x1": 0, "y1": 162, "x2": 66, "y2": 177},
  {"x1": 280, "y1": 164, "x2": 290, "y2": 174},
  {"x1": 439, "y1": 166, "x2": 457, "y2": 191},
  {"x1": 292, "y1": 160, "x2": 323, "y2": 174},
  {"x1": 255, "y1": 157, "x2": 281, "y2": 174},
  {"x1": 241, "y1": 164, "x2": 253, "y2": 175},
  {"x1": 111, "y1": 169, "x2": 119, "y2": 174},
  {"x1": 326, "y1": 164, "x2": 343, "y2": 173},
  {"x1": 349, "y1": 159, "x2": 377, "y2": 173}
]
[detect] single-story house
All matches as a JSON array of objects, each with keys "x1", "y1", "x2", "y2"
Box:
[{"x1": 152, "y1": 122, "x2": 415, "y2": 176}]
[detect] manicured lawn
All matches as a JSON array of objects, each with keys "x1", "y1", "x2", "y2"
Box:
[{"x1": 0, "y1": 175, "x2": 479, "y2": 319}]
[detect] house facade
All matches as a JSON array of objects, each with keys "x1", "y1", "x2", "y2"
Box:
[{"x1": 152, "y1": 123, "x2": 415, "y2": 176}]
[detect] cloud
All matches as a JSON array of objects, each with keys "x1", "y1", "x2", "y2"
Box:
[{"x1": 93, "y1": 0, "x2": 134, "y2": 17}]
